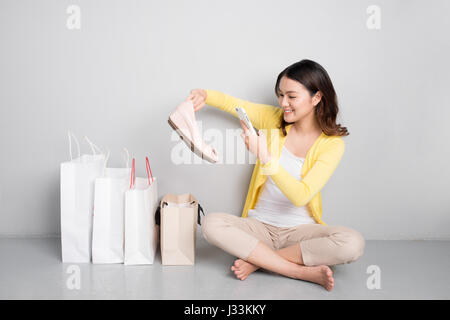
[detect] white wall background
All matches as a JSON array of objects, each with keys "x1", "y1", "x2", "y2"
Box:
[{"x1": 0, "y1": 0, "x2": 449, "y2": 240}]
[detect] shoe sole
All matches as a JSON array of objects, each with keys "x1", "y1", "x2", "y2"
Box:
[{"x1": 168, "y1": 117, "x2": 217, "y2": 163}]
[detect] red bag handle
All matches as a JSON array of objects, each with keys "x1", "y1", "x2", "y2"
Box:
[
  {"x1": 146, "y1": 156, "x2": 154, "y2": 185},
  {"x1": 130, "y1": 158, "x2": 135, "y2": 189}
]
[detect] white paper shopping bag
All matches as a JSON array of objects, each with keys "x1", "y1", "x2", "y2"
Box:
[
  {"x1": 92, "y1": 149, "x2": 131, "y2": 264},
  {"x1": 60, "y1": 132, "x2": 106, "y2": 263},
  {"x1": 124, "y1": 156, "x2": 158, "y2": 265}
]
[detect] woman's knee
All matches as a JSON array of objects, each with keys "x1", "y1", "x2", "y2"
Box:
[
  {"x1": 201, "y1": 212, "x2": 230, "y2": 243},
  {"x1": 333, "y1": 226, "x2": 365, "y2": 263}
]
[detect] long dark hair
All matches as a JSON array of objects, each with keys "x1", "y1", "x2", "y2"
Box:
[{"x1": 275, "y1": 59, "x2": 349, "y2": 137}]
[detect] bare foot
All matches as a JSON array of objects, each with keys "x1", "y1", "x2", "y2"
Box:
[
  {"x1": 230, "y1": 259, "x2": 259, "y2": 280},
  {"x1": 295, "y1": 265, "x2": 334, "y2": 291},
  {"x1": 230, "y1": 259, "x2": 334, "y2": 291}
]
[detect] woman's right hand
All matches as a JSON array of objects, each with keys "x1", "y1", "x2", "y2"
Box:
[{"x1": 186, "y1": 89, "x2": 207, "y2": 112}]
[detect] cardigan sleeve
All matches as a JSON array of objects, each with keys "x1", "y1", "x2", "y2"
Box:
[
  {"x1": 204, "y1": 89, "x2": 281, "y2": 129},
  {"x1": 260, "y1": 138, "x2": 346, "y2": 207}
]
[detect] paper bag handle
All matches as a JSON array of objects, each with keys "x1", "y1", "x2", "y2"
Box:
[
  {"x1": 68, "y1": 130, "x2": 80, "y2": 161},
  {"x1": 130, "y1": 158, "x2": 136, "y2": 189},
  {"x1": 155, "y1": 203, "x2": 162, "y2": 226},
  {"x1": 129, "y1": 157, "x2": 152, "y2": 188},
  {"x1": 123, "y1": 148, "x2": 130, "y2": 168},
  {"x1": 102, "y1": 148, "x2": 111, "y2": 176},
  {"x1": 154, "y1": 201, "x2": 205, "y2": 226},
  {"x1": 84, "y1": 136, "x2": 103, "y2": 155},
  {"x1": 197, "y1": 203, "x2": 205, "y2": 225},
  {"x1": 103, "y1": 148, "x2": 129, "y2": 173},
  {"x1": 146, "y1": 156, "x2": 154, "y2": 185}
]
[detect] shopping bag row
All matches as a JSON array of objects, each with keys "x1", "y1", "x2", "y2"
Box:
[{"x1": 60, "y1": 131, "x2": 204, "y2": 265}]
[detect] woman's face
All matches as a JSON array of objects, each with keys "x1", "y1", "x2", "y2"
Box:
[{"x1": 277, "y1": 76, "x2": 321, "y2": 123}]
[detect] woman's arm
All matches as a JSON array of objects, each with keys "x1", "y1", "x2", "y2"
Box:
[
  {"x1": 261, "y1": 138, "x2": 346, "y2": 206},
  {"x1": 205, "y1": 89, "x2": 281, "y2": 130}
]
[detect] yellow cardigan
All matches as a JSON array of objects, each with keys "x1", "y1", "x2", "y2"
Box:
[{"x1": 205, "y1": 89, "x2": 346, "y2": 225}]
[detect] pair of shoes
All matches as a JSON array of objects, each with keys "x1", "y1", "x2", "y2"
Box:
[{"x1": 168, "y1": 100, "x2": 218, "y2": 163}]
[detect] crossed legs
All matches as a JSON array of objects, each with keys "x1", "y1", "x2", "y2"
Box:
[
  {"x1": 201, "y1": 213, "x2": 365, "y2": 291},
  {"x1": 231, "y1": 242, "x2": 304, "y2": 280}
]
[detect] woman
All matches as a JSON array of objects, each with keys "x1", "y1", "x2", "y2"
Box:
[{"x1": 186, "y1": 59, "x2": 364, "y2": 291}]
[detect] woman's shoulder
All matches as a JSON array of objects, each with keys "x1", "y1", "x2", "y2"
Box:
[{"x1": 316, "y1": 133, "x2": 346, "y2": 153}]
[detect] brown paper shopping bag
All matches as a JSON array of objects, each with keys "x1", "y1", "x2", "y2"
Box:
[{"x1": 155, "y1": 193, "x2": 205, "y2": 265}]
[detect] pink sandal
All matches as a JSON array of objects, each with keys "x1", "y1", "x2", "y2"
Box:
[{"x1": 168, "y1": 100, "x2": 219, "y2": 163}]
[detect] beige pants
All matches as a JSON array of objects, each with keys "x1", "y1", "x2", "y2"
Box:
[{"x1": 201, "y1": 212, "x2": 365, "y2": 266}]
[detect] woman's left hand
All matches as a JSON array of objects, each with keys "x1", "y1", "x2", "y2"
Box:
[{"x1": 239, "y1": 120, "x2": 272, "y2": 164}]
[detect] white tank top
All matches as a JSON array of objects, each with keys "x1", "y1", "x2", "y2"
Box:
[{"x1": 247, "y1": 145, "x2": 317, "y2": 227}]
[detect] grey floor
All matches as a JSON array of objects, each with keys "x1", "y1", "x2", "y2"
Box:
[{"x1": 0, "y1": 231, "x2": 449, "y2": 300}]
